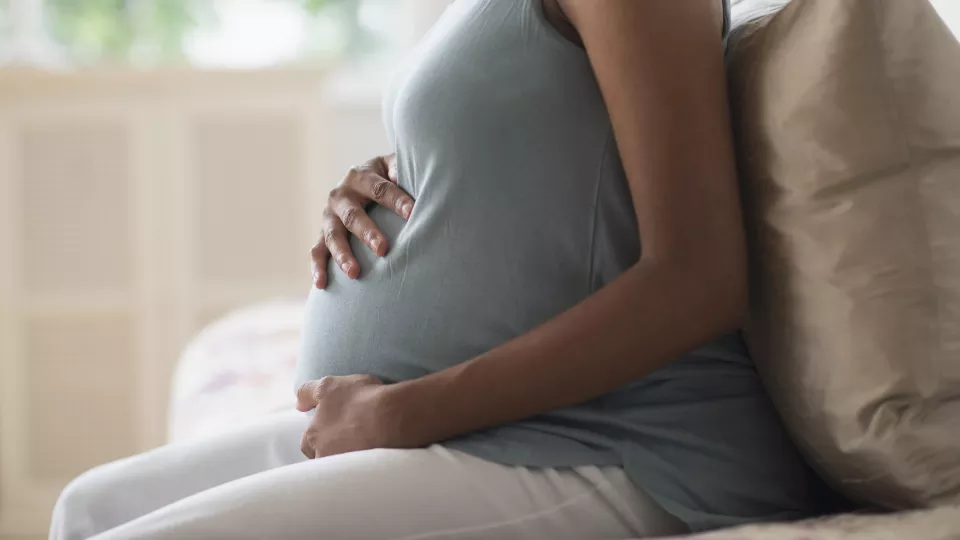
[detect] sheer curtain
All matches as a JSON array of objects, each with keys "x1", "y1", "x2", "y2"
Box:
[{"x1": 0, "y1": 0, "x2": 61, "y2": 66}]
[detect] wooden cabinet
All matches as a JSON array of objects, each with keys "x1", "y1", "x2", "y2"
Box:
[{"x1": 0, "y1": 68, "x2": 386, "y2": 535}]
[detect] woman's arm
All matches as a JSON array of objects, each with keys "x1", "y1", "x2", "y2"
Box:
[{"x1": 380, "y1": 0, "x2": 747, "y2": 447}]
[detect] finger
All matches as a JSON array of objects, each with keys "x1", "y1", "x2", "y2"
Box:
[
  {"x1": 300, "y1": 433, "x2": 316, "y2": 459},
  {"x1": 310, "y1": 241, "x2": 329, "y2": 289},
  {"x1": 344, "y1": 160, "x2": 413, "y2": 221},
  {"x1": 332, "y1": 197, "x2": 389, "y2": 257},
  {"x1": 296, "y1": 380, "x2": 320, "y2": 412},
  {"x1": 323, "y1": 211, "x2": 361, "y2": 279},
  {"x1": 348, "y1": 374, "x2": 383, "y2": 386},
  {"x1": 363, "y1": 175, "x2": 414, "y2": 221},
  {"x1": 297, "y1": 377, "x2": 339, "y2": 411}
]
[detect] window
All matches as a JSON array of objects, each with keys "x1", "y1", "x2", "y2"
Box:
[
  {"x1": 0, "y1": 2, "x2": 10, "y2": 59},
  {"x1": 0, "y1": 0, "x2": 409, "y2": 69}
]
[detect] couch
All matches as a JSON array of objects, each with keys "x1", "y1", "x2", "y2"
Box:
[{"x1": 167, "y1": 299, "x2": 960, "y2": 539}]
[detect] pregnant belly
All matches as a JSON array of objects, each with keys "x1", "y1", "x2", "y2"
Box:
[{"x1": 295, "y1": 204, "x2": 589, "y2": 388}]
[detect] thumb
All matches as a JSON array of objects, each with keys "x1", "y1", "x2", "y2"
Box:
[{"x1": 296, "y1": 380, "x2": 322, "y2": 412}]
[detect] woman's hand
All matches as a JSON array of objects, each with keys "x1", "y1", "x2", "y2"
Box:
[
  {"x1": 296, "y1": 375, "x2": 404, "y2": 459},
  {"x1": 311, "y1": 154, "x2": 415, "y2": 289}
]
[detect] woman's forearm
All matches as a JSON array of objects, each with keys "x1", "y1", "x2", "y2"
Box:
[{"x1": 382, "y1": 256, "x2": 746, "y2": 448}]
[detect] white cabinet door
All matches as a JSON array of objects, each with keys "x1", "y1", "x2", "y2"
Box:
[{"x1": 0, "y1": 69, "x2": 386, "y2": 535}]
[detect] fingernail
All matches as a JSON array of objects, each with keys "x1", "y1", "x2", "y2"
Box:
[
  {"x1": 371, "y1": 237, "x2": 381, "y2": 252},
  {"x1": 402, "y1": 203, "x2": 413, "y2": 219},
  {"x1": 342, "y1": 262, "x2": 354, "y2": 275}
]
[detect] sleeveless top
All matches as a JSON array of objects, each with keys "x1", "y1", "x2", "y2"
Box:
[{"x1": 298, "y1": 0, "x2": 817, "y2": 531}]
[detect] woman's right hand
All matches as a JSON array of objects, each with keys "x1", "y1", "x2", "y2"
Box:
[{"x1": 311, "y1": 153, "x2": 415, "y2": 289}]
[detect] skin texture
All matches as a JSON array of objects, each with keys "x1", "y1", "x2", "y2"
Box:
[
  {"x1": 299, "y1": 0, "x2": 745, "y2": 459},
  {"x1": 310, "y1": 153, "x2": 413, "y2": 289}
]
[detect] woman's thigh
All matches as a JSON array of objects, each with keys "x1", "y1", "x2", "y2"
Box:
[
  {"x1": 51, "y1": 411, "x2": 309, "y2": 540},
  {"x1": 90, "y1": 445, "x2": 686, "y2": 540}
]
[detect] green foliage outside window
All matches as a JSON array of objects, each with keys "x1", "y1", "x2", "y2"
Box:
[{"x1": 44, "y1": 0, "x2": 372, "y2": 66}]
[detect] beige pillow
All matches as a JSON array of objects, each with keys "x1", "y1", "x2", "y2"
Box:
[{"x1": 727, "y1": 0, "x2": 960, "y2": 509}]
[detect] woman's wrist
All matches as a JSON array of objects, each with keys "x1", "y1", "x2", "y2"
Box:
[
  {"x1": 378, "y1": 365, "x2": 481, "y2": 449},
  {"x1": 377, "y1": 377, "x2": 442, "y2": 448}
]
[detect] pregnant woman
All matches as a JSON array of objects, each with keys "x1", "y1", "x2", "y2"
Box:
[{"x1": 51, "y1": 0, "x2": 818, "y2": 538}]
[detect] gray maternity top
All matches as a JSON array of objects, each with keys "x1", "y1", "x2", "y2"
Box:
[{"x1": 298, "y1": 0, "x2": 817, "y2": 531}]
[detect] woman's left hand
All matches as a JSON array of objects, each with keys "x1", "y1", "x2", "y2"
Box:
[{"x1": 296, "y1": 375, "x2": 399, "y2": 459}]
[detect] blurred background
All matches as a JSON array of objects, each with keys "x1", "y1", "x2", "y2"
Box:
[{"x1": 0, "y1": 0, "x2": 958, "y2": 537}]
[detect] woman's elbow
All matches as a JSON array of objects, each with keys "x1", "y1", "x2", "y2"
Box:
[
  {"x1": 651, "y1": 246, "x2": 748, "y2": 336},
  {"x1": 716, "y1": 268, "x2": 748, "y2": 332},
  {"x1": 703, "y1": 248, "x2": 749, "y2": 333}
]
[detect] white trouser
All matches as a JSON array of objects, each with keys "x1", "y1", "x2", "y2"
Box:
[{"x1": 50, "y1": 411, "x2": 687, "y2": 540}]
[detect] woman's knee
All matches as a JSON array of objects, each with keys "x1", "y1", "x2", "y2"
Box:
[{"x1": 50, "y1": 465, "x2": 124, "y2": 540}]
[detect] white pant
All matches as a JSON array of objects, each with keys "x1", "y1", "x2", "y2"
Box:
[{"x1": 50, "y1": 412, "x2": 687, "y2": 540}]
